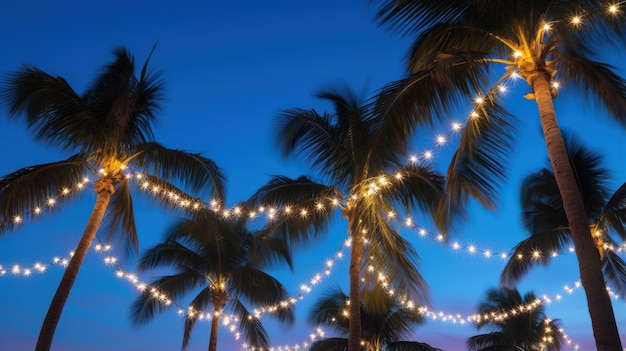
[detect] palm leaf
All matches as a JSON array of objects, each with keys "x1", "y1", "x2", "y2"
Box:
[
  {"x1": 309, "y1": 338, "x2": 348, "y2": 351},
  {"x1": 442, "y1": 100, "x2": 518, "y2": 220},
  {"x1": 500, "y1": 228, "x2": 571, "y2": 287},
  {"x1": 599, "y1": 182, "x2": 626, "y2": 241},
  {"x1": 247, "y1": 175, "x2": 339, "y2": 247},
  {"x1": 602, "y1": 251, "x2": 626, "y2": 299},
  {"x1": 1, "y1": 66, "x2": 100, "y2": 152},
  {"x1": 132, "y1": 142, "x2": 225, "y2": 200},
  {"x1": 0, "y1": 155, "x2": 88, "y2": 235},
  {"x1": 100, "y1": 180, "x2": 138, "y2": 256},
  {"x1": 228, "y1": 298, "x2": 270, "y2": 349},
  {"x1": 181, "y1": 286, "x2": 214, "y2": 350},
  {"x1": 387, "y1": 341, "x2": 443, "y2": 351}
]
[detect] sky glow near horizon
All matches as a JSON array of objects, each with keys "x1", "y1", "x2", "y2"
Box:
[{"x1": 1, "y1": 1, "x2": 625, "y2": 350}]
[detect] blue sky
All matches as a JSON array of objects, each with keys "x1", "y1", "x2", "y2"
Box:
[{"x1": 1, "y1": 0, "x2": 625, "y2": 350}]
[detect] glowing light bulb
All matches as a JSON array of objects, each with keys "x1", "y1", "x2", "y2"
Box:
[
  {"x1": 571, "y1": 16, "x2": 581, "y2": 25},
  {"x1": 452, "y1": 122, "x2": 461, "y2": 131}
]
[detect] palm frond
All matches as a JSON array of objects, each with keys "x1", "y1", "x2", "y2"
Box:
[
  {"x1": 1, "y1": 65, "x2": 100, "y2": 152},
  {"x1": 309, "y1": 338, "x2": 348, "y2": 351},
  {"x1": 500, "y1": 228, "x2": 571, "y2": 287},
  {"x1": 229, "y1": 266, "x2": 292, "y2": 322},
  {"x1": 307, "y1": 287, "x2": 351, "y2": 333},
  {"x1": 372, "y1": 50, "x2": 492, "y2": 142},
  {"x1": 247, "y1": 175, "x2": 339, "y2": 247},
  {"x1": 602, "y1": 251, "x2": 626, "y2": 299},
  {"x1": 130, "y1": 274, "x2": 208, "y2": 326},
  {"x1": 0, "y1": 155, "x2": 88, "y2": 235},
  {"x1": 228, "y1": 299, "x2": 270, "y2": 349},
  {"x1": 601, "y1": 182, "x2": 626, "y2": 240},
  {"x1": 100, "y1": 180, "x2": 138, "y2": 257},
  {"x1": 181, "y1": 287, "x2": 214, "y2": 350},
  {"x1": 361, "y1": 216, "x2": 429, "y2": 308},
  {"x1": 132, "y1": 142, "x2": 225, "y2": 200},
  {"x1": 442, "y1": 101, "x2": 518, "y2": 221},
  {"x1": 128, "y1": 172, "x2": 205, "y2": 215},
  {"x1": 374, "y1": 163, "x2": 445, "y2": 217},
  {"x1": 387, "y1": 341, "x2": 443, "y2": 351},
  {"x1": 127, "y1": 45, "x2": 163, "y2": 144},
  {"x1": 136, "y1": 241, "x2": 208, "y2": 275},
  {"x1": 245, "y1": 230, "x2": 293, "y2": 270}
]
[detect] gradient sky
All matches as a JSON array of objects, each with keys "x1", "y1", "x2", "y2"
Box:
[{"x1": 1, "y1": 1, "x2": 625, "y2": 350}]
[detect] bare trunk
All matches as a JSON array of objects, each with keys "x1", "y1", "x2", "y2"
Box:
[
  {"x1": 35, "y1": 179, "x2": 115, "y2": 351},
  {"x1": 347, "y1": 219, "x2": 364, "y2": 351},
  {"x1": 208, "y1": 312, "x2": 220, "y2": 351},
  {"x1": 531, "y1": 75, "x2": 622, "y2": 351}
]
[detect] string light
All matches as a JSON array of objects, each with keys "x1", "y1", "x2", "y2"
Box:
[{"x1": 0, "y1": 252, "x2": 74, "y2": 277}]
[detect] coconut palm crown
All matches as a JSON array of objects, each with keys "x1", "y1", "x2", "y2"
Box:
[
  {"x1": 246, "y1": 85, "x2": 446, "y2": 351},
  {"x1": 373, "y1": 1, "x2": 626, "y2": 349},
  {"x1": 0, "y1": 47, "x2": 225, "y2": 351},
  {"x1": 131, "y1": 210, "x2": 294, "y2": 351}
]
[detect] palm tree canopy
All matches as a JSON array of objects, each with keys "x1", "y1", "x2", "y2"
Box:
[
  {"x1": 370, "y1": 0, "x2": 626, "y2": 220},
  {"x1": 501, "y1": 134, "x2": 626, "y2": 296},
  {"x1": 130, "y1": 209, "x2": 294, "y2": 349},
  {"x1": 467, "y1": 288, "x2": 564, "y2": 351},
  {"x1": 308, "y1": 287, "x2": 442, "y2": 351},
  {"x1": 248, "y1": 85, "x2": 447, "y2": 310},
  {"x1": 0, "y1": 47, "x2": 225, "y2": 254}
]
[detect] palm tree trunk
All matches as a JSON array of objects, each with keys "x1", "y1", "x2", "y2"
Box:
[
  {"x1": 208, "y1": 312, "x2": 220, "y2": 351},
  {"x1": 531, "y1": 74, "x2": 622, "y2": 351},
  {"x1": 35, "y1": 178, "x2": 115, "y2": 351},
  {"x1": 348, "y1": 223, "x2": 364, "y2": 351}
]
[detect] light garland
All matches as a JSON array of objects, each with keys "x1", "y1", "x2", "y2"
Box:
[
  {"x1": 0, "y1": 252, "x2": 74, "y2": 277},
  {"x1": 241, "y1": 327, "x2": 324, "y2": 351},
  {"x1": 0, "y1": 176, "x2": 91, "y2": 229}
]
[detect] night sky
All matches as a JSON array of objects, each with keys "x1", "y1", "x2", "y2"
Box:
[{"x1": 1, "y1": 1, "x2": 625, "y2": 350}]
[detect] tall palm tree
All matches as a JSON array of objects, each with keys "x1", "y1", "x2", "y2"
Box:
[
  {"x1": 246, "y1": 85, "x2": 446, "y2": 351},
  {"x1": 502, "y1": 134, "x2": 626, "y2": 297},
  {"x1": 467, "y1": 288, "x2": 564, "y2": 351},
  {"x1": 373, "y1": 1, "x2": 626, "y2": 349},
  {"x1": 0, "y1": 48, "x2": 225, "y2": 351},
  {"x1": 130, "y1": 210, "x2": 294, "y2": 351},
  {"x1": 308, "y1": 286, "x2": 443, "y2": 351}
]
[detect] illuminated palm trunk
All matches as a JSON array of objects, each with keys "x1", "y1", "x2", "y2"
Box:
[
  {"x1": 347, "y1": 217, "x2": 364, "y2": 351},
  {"x1": 531, "y1": 74, "x2": 622, "y2": 351},
  {"x1": 35, "y1": 178, "x2": 115, "y2": 351}
]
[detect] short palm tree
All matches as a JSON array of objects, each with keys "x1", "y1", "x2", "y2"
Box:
[
  {"x1": 467, "y1": 288, "x2": 564, "y2": 351},
  {"x1": 0, "y1": 48, "x2": 225, "y2": 351},
  {"x1": 130, "y1": 210, "x2": 294, "y2": 351},
  {"x1": 308, "y1": 286, "x2": 443, "y2": 351},
  {"x1": 502, "y1": 134, "x2": 626, "y2": 296},
  {"x1": 246, "y1": 85, "x2": 446, "y2": 351},
  {"x1": 373, "y1": 1, "x2": 626, "y2": 349}
]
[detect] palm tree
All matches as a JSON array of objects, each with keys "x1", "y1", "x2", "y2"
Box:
[
  {"x1": 467, "y1": 288, "x2": 564, "y2": 351},
  {"x1": 502, "y1": 134, "x2": 626, "y2": 297},
  {"x1": 308, "y1": 286, "x2": 443, "y2": 351},
  {"x1": 246, "y1": 85, "x2": 446, "y2": 351},
  {"x1": 0, "y1": 48, "x2": 225, "y2": 351},
  {"x1": 130, "y1": 210, "x2": 294, "y2": 351},
  {"x1": 373, "y1": 1, "x2": 626, "y2": 349}
]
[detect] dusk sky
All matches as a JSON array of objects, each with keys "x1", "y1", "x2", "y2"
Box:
[{"x1": 1, "y1": 1, "x2": 625, "y2": 350}]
